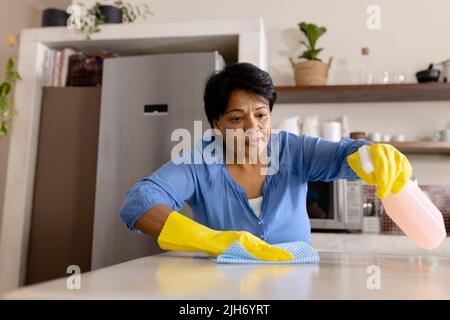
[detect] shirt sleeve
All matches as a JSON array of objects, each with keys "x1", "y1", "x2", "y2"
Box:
[
  {"x1": 119, "y1": 159, "x2": 196, "y2": 234},
  {"x1": 301, "y1": 135, "x2": 372, "y2": 182}
]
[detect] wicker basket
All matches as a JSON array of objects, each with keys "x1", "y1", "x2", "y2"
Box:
[{"x1": 289, "y1": 57, "x2": 333, "y2": 86}]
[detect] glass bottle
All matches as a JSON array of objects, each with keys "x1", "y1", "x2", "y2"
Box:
[{"x1": 359, "y1": 47, "x2": 373, "y2": 84}]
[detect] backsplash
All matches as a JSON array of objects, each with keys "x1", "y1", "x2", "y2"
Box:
[{"x1": 363, "y1": 185, "x2": 450, "y2": 235}]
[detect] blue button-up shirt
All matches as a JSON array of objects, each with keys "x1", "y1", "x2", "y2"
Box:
[{"x1": 119, "y1": 130, "x2": 371, "y2": 245}]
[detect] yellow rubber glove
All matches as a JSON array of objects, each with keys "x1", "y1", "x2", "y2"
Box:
[
  {"x1": 157, "y1": 211, "x2": 293, "y2": 262},
  {"x1": 346, "y1": 143, "x2": 413, "y2": 199}
]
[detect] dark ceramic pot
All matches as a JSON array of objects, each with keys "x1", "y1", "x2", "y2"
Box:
[
  {"x1": 98, "y1": 5, "x2": 123, "y2": 24},
  {"x1": 41, "y1": 8, "x2": 70, "y2": 27}
]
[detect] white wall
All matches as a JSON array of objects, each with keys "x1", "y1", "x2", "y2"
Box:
[
  {"x1": 76, "y1": 0, "x2": 450, "y2": 85},
  {"x1": 73, "y1": 0, "x2": 450, "y2": 185}
]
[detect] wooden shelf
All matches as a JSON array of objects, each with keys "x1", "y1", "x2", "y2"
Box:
[
  {"x1": 386, "y1": 141, "x2": 450, "y2": 155},
  {"x1": 276, "y1": 83, "x2": 450, "y2": 103}
]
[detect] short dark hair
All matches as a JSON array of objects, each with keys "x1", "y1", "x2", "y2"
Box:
[{"x1": 203, "y1": 62, "x2": 277, "y2": 128}]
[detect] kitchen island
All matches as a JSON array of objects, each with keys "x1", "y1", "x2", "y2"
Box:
[{"x1": 3, "y1": 249, "x2": 450, "y2": 299}]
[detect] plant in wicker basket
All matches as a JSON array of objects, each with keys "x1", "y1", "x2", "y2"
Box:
[{"x1": 289, "y1": 22, "x2": 333, "y2": 86}]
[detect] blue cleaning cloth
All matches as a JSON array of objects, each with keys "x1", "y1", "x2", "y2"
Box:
[{"x1": 210, "y1": 241, "x2": 320, "y2": 264}]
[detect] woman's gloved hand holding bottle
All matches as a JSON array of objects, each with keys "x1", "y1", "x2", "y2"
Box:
[
  {"x1": 346, "y1": 143, "x2": 413, "y2": 199},
  {"x1": 347, "y1": 143, "x2": 446, "y2": 249}
]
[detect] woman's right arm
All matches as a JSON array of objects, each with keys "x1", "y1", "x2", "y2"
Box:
[
  {"x1": 134, "y1": 204, "x2": 172, "y2": 237},
  {"x1": 119, "y1": 157, "x2": 196, "y2": 236},
  {"x1": 121, "y1": 156, "x2": 293, "y2": 262}
]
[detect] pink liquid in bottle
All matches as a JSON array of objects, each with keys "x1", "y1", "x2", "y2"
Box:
[{"x1": 359, "y1": 145, "x2": 446, "y2": 249}]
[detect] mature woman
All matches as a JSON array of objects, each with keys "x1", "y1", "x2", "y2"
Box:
[{"x1": 120, "y1": 63, "x2": 411, "y2": 262}]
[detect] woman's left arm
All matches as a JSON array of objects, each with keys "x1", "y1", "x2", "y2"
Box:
[
  {"x1": 299, "y1": 134, "x2": 412, "y2": 199},
  {"x1": 300, "y1": 135, "x2": 372, "y2": 182}
]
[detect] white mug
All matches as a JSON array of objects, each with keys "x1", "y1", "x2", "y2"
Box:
[
  {"x1": 382, "y1": 134, "x2": 391, "y2": 142},
  {"x1": 392, "y1": 134, "x2": 406, "y2": 142},
  {"x1": 279, "y1": 116, "x2": 300, "y2": 135},
  {"x1": 369, "y1": 132, "x2": 382, "y2": 142},
  {"x1": 322, "y1": 121, "x2": 342, "y2": 142},
  {"x1": 302, "y1": 115, "x2": 319, "y2": 137}
]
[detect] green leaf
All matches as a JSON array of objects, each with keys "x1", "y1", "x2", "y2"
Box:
[
  {"x1": 0, "y1": 122, "x2": 8, "y2": 135},
  {"x1": 299, "y1": 51, "x2": 313, "y2": 60},
  {"x1": 299, "y1": 48, "x2": 323, "y2": 61},
  {"x1": 298, "y1": 22, "x2": 327, "y2": 50},
  {"x1": 6, "y1": 58, "x2": 14, "y2": 72},
  {"x1": 0, "y1": 96, "x2": 7, "y2": 111},
  {"x1": 6, "y1": 71, "x2": 21, "y2": 82},
  {"x1": 0, "y1": 83, "x2": 11, "y2": 96}
]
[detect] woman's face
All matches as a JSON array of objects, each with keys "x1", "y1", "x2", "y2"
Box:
[{"x1": 212, "y1": 89, "x2": 271, "y2": 162}]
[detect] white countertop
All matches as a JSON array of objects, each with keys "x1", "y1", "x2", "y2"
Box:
[
  {"x1": 311, "y1": 232, "x2": 450, "y2": 257},
  {"x1": 3, "y1": 248, "x2": 450, "y2": 300}
]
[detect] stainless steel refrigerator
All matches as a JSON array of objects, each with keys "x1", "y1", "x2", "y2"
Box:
[{"x1": 92, "y1": 52, "x2": 225, "y2": 270}]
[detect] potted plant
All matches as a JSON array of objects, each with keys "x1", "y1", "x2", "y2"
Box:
[
  {"x1": 75, "y1": 0, "x2": 153, "y2": 40},
  {"x1": 289, "y1": 22, "x2": 332, "y2": 86},
  {"x1": 0, "y1": 36, "x2": 21, "y2": 137}
]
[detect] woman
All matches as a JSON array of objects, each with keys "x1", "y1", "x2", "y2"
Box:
[{"x1": 119, "y1": 63, "x2": 412, "y2": 262}]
